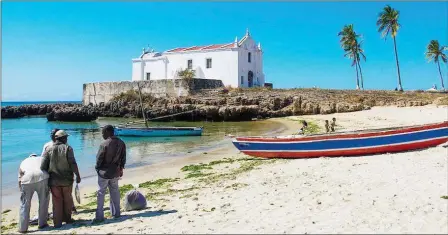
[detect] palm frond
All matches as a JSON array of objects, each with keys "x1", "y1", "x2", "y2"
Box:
[{"x1": 441, "y1": 54, "x2": 448, "y2": 63}]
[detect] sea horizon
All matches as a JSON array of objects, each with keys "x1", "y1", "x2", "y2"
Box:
[{"x1": 1, "y1": 100, "x2": 82, "y2": 107}]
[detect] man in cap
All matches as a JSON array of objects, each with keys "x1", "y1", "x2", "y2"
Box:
[
  {"x1": 41, "y1": 128, "x2": 78, "y2": 215},
  {"x1": 17, "y1": 154, "x2": 50, "y2": 233},
  {"x1": 41, "y1": 130, "x2": 81, "y2": 228},
  {"x1": 93, "y1": 125, "x2": 126, "y2": 223}
]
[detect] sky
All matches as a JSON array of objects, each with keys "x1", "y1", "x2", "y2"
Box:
[{"x1": 2, "y1": 1, "x2": 447, "y2": 101}]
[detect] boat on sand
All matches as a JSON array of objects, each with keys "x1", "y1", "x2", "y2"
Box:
[{"x1": 232, "y1": 121, "x2": 448, "y2": 158}]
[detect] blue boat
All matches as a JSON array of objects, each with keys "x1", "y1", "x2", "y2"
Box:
[
  {"x1": 115, "y1": 126, "x2": 203, "y2": 137},
  {"x1": 232, "y1": 121, "x2": 448, "y2": 159},
  {"x1": 111, "y1": 82, "x2": 204, "y2": 137}
]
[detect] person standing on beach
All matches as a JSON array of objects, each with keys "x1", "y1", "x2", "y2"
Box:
[
  {"x1": 17, "y1": 154, "x2": 50, "y2": 233},
  {"x1": 41, "y1": 128, "x2": 78, "y2": 215},
  {"x1": 325, "y1": 120, "x2": 330, "y2": 133},
  {"x1": 41, "y1": 130, "x2": 81, "y2": 228},
  {"x1": 330, "y1": 118, "x2": 337, "y2": 132},
  {"x1": 93, "y1": 125, "x2": 126, "y2": 223}
]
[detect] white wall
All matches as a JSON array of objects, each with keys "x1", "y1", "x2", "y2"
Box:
[
  {"x1": 133, "y1": 50, "x2": 239, "y2": 87},
  {"x1": 132, "y1": 61, "x2": 141, "y2": 81},
  {"x1": 131, "y1": 33, "x2": 265, "y2": 88},
  {"x1": 237, "y1": 37, "x2": 264, "y2": 88}
]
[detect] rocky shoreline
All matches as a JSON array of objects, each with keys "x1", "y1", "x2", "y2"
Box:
[{"x1": 2, "y1": 88, "x2": 447, "y2": 122}]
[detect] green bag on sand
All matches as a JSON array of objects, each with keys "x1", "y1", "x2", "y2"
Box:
[{"x1": 75, "y1": 183, "x2": 81, "y2": 204}]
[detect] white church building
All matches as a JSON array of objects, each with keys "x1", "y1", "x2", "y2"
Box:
[{"x1": 131, "y1": 29, "x2": 265, "y2": 88}]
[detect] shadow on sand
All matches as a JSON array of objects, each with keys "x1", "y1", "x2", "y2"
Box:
[{"x1": 32, "y1": 208, "x2": 177, "y2": 233}]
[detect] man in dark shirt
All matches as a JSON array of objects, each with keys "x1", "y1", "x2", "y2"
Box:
[
  {"x1": 93, "y1": 125, "x2": 126, "y2": 223},
  {"x1": 41, "y1": 130, "x2": 81, "y2": 228}
]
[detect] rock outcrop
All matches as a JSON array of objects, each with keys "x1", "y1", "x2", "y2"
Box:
[
  {"x1": 2, "y1": 88, "x2": 446, "y2": 122},
  {"x1": 46, "y1": 106, "x2": 98, "y2": 122}
]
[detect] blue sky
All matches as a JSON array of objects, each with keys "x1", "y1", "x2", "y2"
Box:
[{"x1": 2, "y1": 1, "x2": 447, "y2": 101}]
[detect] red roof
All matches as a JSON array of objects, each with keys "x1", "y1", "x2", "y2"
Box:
[{"x1": 165, "y1": 42, "x2": 235, "y2": 53}]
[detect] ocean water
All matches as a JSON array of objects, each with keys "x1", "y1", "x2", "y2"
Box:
[
  {"x1": 1, "y1": 101, "x2": 82, "y2": 107},
  {"x1": 1, "y1": 116, "x2": 284, "y2": 195}
]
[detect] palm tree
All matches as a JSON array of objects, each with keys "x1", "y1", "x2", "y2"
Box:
[
  {"x1": 355, "y1": 40, "x2": 367, "y2": 90},
  {"x1": 425, "y1": 40, "x2": 447, "y2": 90},
  {"x1": 338, "y1": 24, "x2": 366, "y2": 90},
  {"x1": 377, "y1": 5, "x2": 403, "y2": 91}
]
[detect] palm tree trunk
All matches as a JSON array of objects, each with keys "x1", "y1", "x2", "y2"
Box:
[
  {"x1": 355, "y1": 60, "x2": 360, "y2": 90},
  {"x1": 392, "y1": 36, "x2": 403, "y2": 91},
  {"x1": 357, "y1": 59, "x2": 364, "y2": 90},
  {"x1": 437, "y1": 60, "x2": 445, "y2": 90}
]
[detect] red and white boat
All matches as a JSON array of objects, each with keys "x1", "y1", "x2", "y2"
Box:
[{"x1": 232, "y1": 121, "x2": 448, "y2": 159}]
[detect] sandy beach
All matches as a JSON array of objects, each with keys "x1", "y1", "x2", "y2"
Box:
[{"x1": 1, "y1": 105, "x2": 447, "y2": 234}]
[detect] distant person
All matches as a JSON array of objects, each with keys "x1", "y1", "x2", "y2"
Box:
[
  {"x1": 41, "y1": 130, "x2": 81, "y2": 228},
  {"x1": 93, "y1": 125, "x2": 126, "y2": 223},
  {"x1": 330, "y1": 118, "x2": 337, "y2": 132},
  {"x1": 17, "y1": 154, "x2": 50, "y2": 233},
  {"x1": 298, "y1": 120, "x2": 308, "y2": 135},
  {"x1": 325, "y1": 120, "x2": 330, "y2": 133}
]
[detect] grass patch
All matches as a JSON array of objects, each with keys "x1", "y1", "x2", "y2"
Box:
[
  {"x1": 208, "y1": 158, "x2": 236, "y2": 166},
  {"x1": 1, "y1": 222, "x2": 17, "y2": 231},
  {"x1": 2, "y1": 209, "x2": 11, "y2": 214},
  {"x1": 181, "y1": 164, "x2": 212, "y2": 172},
  {"x1": 119, "y1": 184, "x2": 135, "y2": 197},
  {"x1": 185, "y1": 172, "x2": 213, "y2": 179},
  {"x1": 139, "y1": 178, "x2": 179, "y2": 189},
  {"x1": 77, "y1": 200, "x2": 98, "y2": 210},
  {"x1": 200, "y1": 158, "x2": 276, "y2": 184},
  {"x1": 181, "y1": 163, "x2": 215, "y2": 180},
  {"x1": 441, "y1": 195, "x2": 448, "y2": 200}
]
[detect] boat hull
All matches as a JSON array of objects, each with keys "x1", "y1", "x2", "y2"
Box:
[
  {"x1": 232, "y1": 122, "x2": 448, "y2": 159},
  {"x1": 115, "y1": 127, "x2": 203, "y2": 137}
]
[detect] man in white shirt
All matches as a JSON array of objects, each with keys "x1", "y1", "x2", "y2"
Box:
[{"x1": 18, "y1": 154, "x2": 50, "y2": 233}]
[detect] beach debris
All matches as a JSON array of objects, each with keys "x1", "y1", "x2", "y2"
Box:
[{"x1": 124, "y1": 188, "x2": 147, "y2": 212}]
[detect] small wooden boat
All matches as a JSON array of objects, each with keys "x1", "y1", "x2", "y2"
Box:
[
  {"x1": 115, "y1": 126, "x2": 203, "y2": 137},
  {"x1": 232, "y1": 121, "x2": 448, "y2": 158},
  {"x1": 112, "y1": 81, "x2": 203, "y2": 137}
]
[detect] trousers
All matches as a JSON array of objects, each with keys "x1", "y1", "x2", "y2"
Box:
[
  {"x1": 18, "y1": 179, "x2": 49, "y2": 232},
  {"x1": 95, "y1": 176, "x2": 121, "y2": 220},
  {"x1": 50, "y1": 185, "x2": 74, "y2": 228}
]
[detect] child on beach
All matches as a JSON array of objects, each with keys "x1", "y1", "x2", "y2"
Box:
[
  {"x1": 298, "y1": 120, "x2": 308, "y2": 135},
  {"x1": 330, "y1": 117, "x2": 336, "y2": 132},
  {"x1": 325, "y1": 120, "x2": 330, "y2": 133}
]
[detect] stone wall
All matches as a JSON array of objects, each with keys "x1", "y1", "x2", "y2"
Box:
[{"x1": 82, "y1": 79, "x2": 224, "y2": 105}]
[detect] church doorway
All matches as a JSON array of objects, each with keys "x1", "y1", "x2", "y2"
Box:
[{"x1": 248, "y1": 71, "x2": 254, "y2": 87}]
